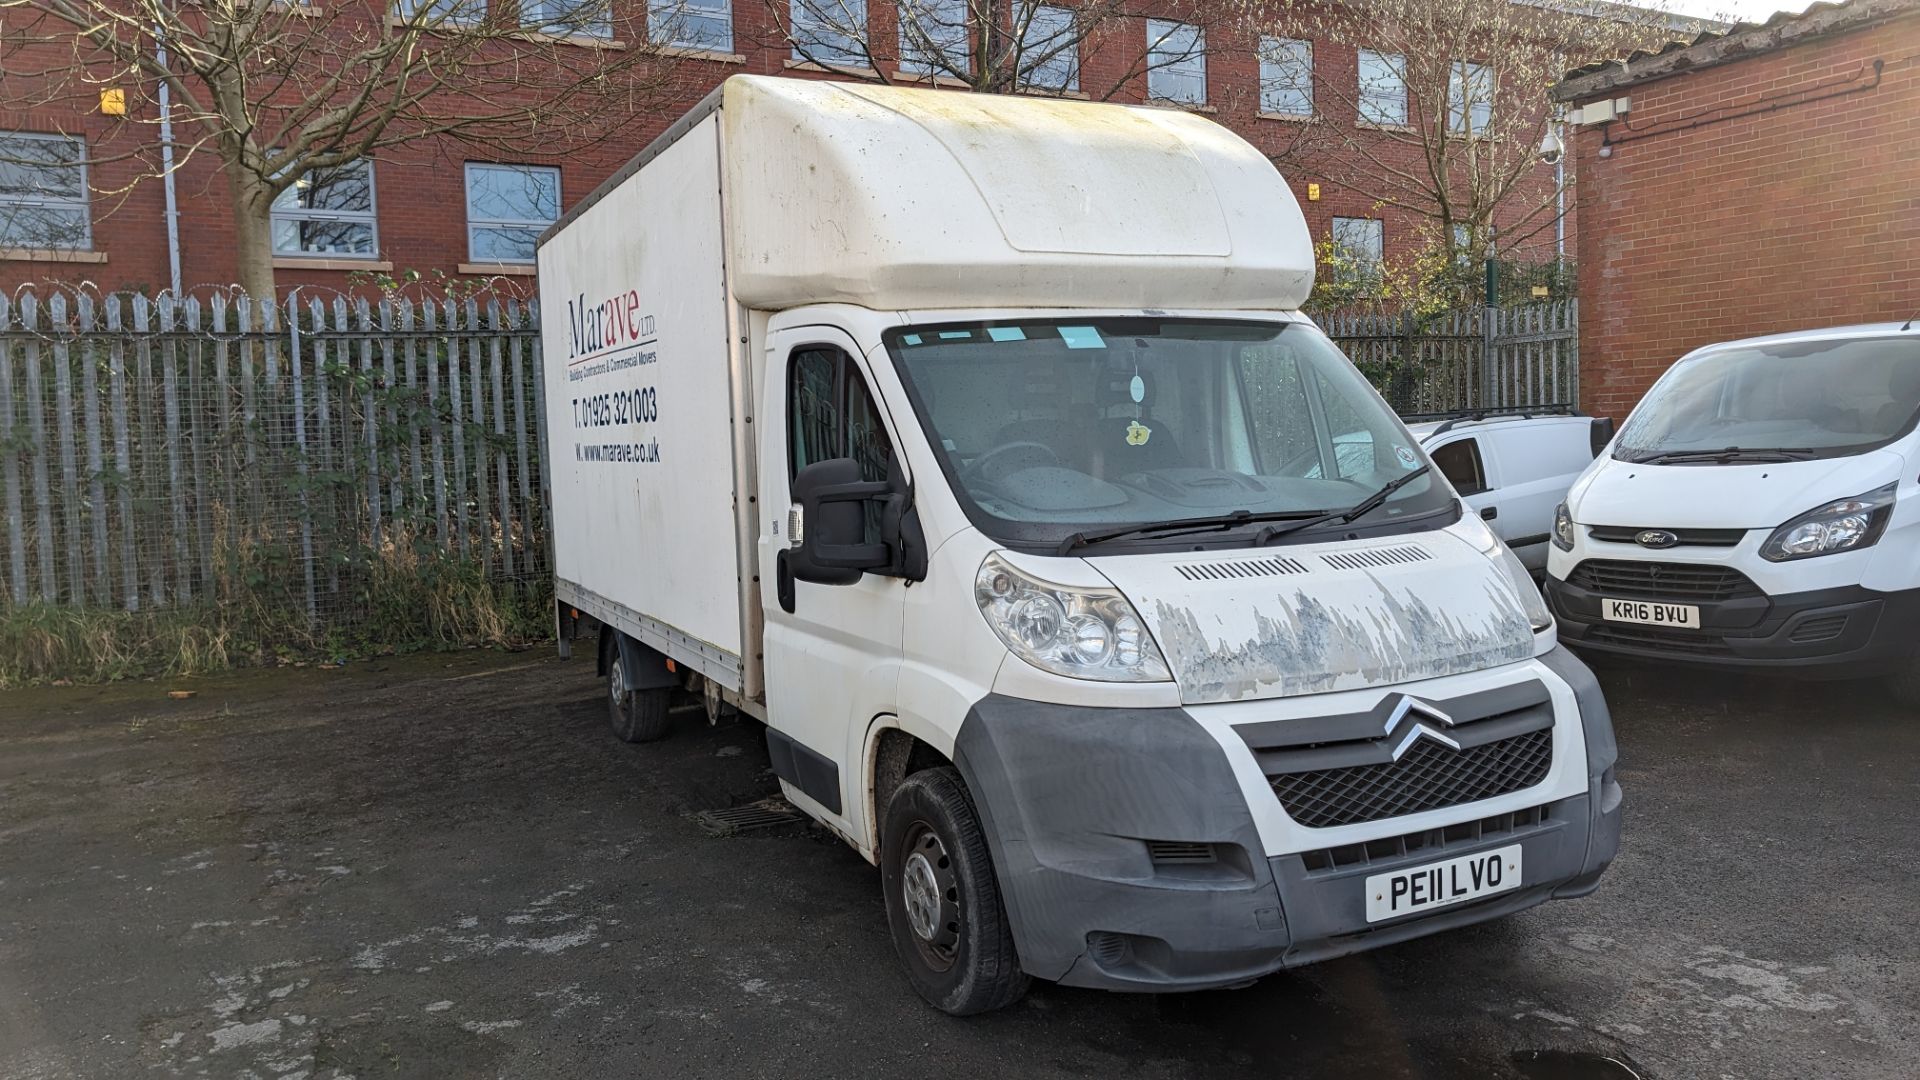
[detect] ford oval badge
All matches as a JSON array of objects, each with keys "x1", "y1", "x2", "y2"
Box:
[{"x1": 1635, "y1": 529, "x2": 1679, "y2": 549}]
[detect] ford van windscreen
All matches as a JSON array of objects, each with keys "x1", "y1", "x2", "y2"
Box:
[
  {"x1": 1614, "y1": 335, "x2": 1920, "y2": 464},
  {"x1": 886, "y1": 318, "x2": 1451, "y2": 550}
]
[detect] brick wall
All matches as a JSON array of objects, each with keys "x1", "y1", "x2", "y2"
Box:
[
  {"x1": 1567, "y1": 10, "x2": 1920, "y2": 421},
  {"x1": 0, "y1": 2, "x2": 1571, "y2": 296}
]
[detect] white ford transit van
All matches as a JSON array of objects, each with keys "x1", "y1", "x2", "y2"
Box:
[
  {"x1": 1547, "y1": 323, "x2": 1920, "y2": 702},
  {"x1": 539, "y1": 75, "x2": 1622, "y2": 1015}
]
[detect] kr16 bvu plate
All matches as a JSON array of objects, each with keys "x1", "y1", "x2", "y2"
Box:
[{"x1": 1601, "y1": 597, "x2": 1700, "y2": 628}]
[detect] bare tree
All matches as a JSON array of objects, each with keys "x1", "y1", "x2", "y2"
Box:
[
  {"x1": 757, "y1": 0, "x2": 1238, "y2": 101},
  {"x1": 1246, "y1": 0, "x2": 1692, "y2": 263},
  {"x1": 0, "y1": 0, "x2": 679, "y2": 295}
]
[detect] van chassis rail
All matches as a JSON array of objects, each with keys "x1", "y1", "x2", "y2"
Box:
[{"x1": 556, "y1": 577, "x2": 744, "y2": 692}]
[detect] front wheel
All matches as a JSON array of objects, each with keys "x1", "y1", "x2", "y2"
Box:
[
  {"x1": 880, "y1": 767, "x2": 1029, "y2": 1015},
  {"x1": 607, "y1": 651, "x2": 672, "y2": 743}
]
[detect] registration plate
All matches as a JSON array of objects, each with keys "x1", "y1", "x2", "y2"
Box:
[
  {"x1": 1601, "y1": 597, "x2": 1700, "y2": 628},
  {"x1": 1365, "y1": 844, "x2": 1522, "y2": 923}
]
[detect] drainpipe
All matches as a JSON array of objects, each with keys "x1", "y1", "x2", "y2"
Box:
[
  {"x1": 156, "y1": 20, "x2": 184, "y2": 297},
  {"x1": 1554, "y1": 113, "x2": 1567, "y2": 260}
]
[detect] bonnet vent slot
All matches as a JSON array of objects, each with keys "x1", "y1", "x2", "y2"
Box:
[
  {"x1": 1319, "y1": 545, "x2": 1433, "y2": 571},
  {"x1": 1174, "y1": 556, "x2": 1309, "y2": 581}
]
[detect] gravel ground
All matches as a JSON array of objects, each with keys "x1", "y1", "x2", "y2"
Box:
[{"x1": 0, "y1": 649, "x2": 1911, "y2": 1079}]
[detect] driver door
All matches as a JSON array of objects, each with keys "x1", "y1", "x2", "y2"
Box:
[{"x1": 756, "y1": 326, "x2": 907, "y2": 844}]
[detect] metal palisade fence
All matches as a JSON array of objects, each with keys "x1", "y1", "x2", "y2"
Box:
[
  {"x1": 0, "y1": 288, "x2": 547, "y2": 656},
  {"x1": 0, "y1": 287, "x2": 1576, "y2": 671},
  {"x1": 1313, "y1": 301, "x2": 1579, "y2": 414}
]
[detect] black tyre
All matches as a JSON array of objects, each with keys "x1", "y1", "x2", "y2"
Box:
[
  {"x1": 606, "y1": 650, "x2": 673, "y2": 743},
  {"x1": 881, "y1": 767, "x2": 1029, "y2": 1015}
]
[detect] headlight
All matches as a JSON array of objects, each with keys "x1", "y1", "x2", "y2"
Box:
[
  {"x1": 1760, "y1": 484, "x2": 1895, "y2": 562},
  {"x1": 1499, "y1": 544, "x2": 1555, "y2": 633},
  {"x1": 974, "y1": 553, "x2": 1171, "y2": 682},
  {"x1": 1552, "y1": 502, "x2": 1576, "y2": 552},
  {"x1": 1468, "y1": 521, "x2": 1554, "y2": 633}
]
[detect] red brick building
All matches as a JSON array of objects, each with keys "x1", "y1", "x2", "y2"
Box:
[
  {"x1": 1555, "y1": 0, "x2": 1920, "y2": 420},
  {"x1": 0, "y1": 2, "x2": 1580, "y2": 297}
]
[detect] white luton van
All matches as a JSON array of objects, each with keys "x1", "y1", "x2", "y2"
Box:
[
  {"x1": 1547, "y1": 322, "x2": 1920, "y2": 702},
  {"x1": 537, "y1": 75, "x2": 1621, "y2": 1014}
]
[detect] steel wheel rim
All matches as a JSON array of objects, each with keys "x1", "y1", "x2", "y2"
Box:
[
  {"x1": 900, "y1": 821, "x2": 960, "y2": 971},
  {"x1": 608, "y1": 657, "x2": 626, "y2": 713}
]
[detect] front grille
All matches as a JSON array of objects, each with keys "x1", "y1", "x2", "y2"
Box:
[
  {"x1": 1567, "y1": 559, "x2": 1762, "y2": 602},
  {"x1": 1300, "y1": 804, "x2": 1551, "y2": 873},
  {"x1": 1271, "y1": 728, "x2": 1553, "y2": 829},
  {"x1": 1586, "y1": 525, "x2": 1747, "y2": 547},
  {"x1": 1145, "y1": 841, "x2": 1219, "y2": 865},
  {"x1": 1585, "y1": 623, "x2": 1734, "y2": 655}
]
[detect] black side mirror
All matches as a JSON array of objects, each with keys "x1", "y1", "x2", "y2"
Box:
[
  {"x1": 788, "y1": 458, "x2": 890, "y2": 584},
  {"x1": 1589, "y1": 416, "x2": 1616, "y2": 457}
]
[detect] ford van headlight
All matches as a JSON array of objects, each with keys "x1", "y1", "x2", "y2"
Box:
[
  {"x1": 1552, "y1": 503, "x2": 1576, "y2": 551},
  {"x1": 1760, "y1": 484, "x2": 1895, "y2": 562},
  {"x1": 975, "y1": 554, "x2": 1171, "y2": 682}
]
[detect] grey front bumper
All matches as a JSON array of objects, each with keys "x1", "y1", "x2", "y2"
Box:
[{"x1": 951, "y1": 646, "x2": 1622, "y2": 992}]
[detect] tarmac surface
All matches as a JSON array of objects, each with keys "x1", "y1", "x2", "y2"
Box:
[{"x1": 0, "y1": 648, "x2": 1912, "y2": 1079}]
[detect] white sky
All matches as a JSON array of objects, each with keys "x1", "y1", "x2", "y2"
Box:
[{"x1": 1658, "y1": 0, "x2": 1816, "y2": 24}]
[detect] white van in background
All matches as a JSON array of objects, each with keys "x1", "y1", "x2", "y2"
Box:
[
  {"x1": 540, "y1": 75, "x2": 1623, "y2": 1015},
  {"x1": 1547, "y1": 323, "x2": 1920, "y2": 702},
  {"x1": 1405, "y1": 409, "x2": 1610, "y2": 574}
]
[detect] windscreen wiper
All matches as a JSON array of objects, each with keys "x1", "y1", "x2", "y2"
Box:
[
  {"x1": 1635, "y1": 446, "x2": 1817, "y2": 464},
  {"x1": 1253, "y1": 465, "x2": 1432, "y2": 545},
  {"x1": 1054, "y1": 466, "x2": 1435, "y2": 555},
  {"x1": 1054, "y1": 508, "x2": 1334, "y2": 555}
]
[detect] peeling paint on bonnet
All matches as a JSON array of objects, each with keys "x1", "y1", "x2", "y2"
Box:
[{"x1": 1095, "y1": 530, "x2": 1537, "y2": 704}]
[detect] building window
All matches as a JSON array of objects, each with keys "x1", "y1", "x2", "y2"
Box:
[
  {"x1": 1332, "y1": 216, "x2": 1384, "y2": 277},
  {"x1": 899, "y1": 0, "x2": 968, "y2": 75},
  {"x1": 648, "y1": 0, "x2": 732, "y2": 50},
  {"x1": 1146, "y1": 20, "x2": 1205, "y2": 105},
  {"x1": 1258, "y1": 36, "x2": 1313, "y2": 116},
  {"x1": 393, "y1": 0, "x2": 482, "y2": 21},
  {"x1": 271, "y1": 159, "x2": 378, "y2": 259},
  {"x1": 1357, "y1": 49, "x2": 1407, "y2": 126},
  {"x1": 466, "y1": 164, "x2": 560, "y2": 264},
  {"x1": 1449, "y1": 60, "x2": 1494, "y2": 134},
  {"x1": 521, "y1": 0, "x2": 613, "y2": 38},
  {"x1": 791, "y1": 0, "x2": 867, "y2": 64},
  {"x1": 1018, "y1": 4, "x2": 1078, "y2": 92},
  {"x1": 0, "y1": 132, "x2": 90, "y2": 250}
]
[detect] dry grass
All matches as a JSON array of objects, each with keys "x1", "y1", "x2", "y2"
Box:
[{"x1": 0, "y1": 554, "x2": 551, "y2": 689}]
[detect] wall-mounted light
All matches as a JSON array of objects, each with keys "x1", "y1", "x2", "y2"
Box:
[
  {"x1": 99, "y1": 88, "x2": 127, "y2": 116},
  {"x1": 1306, "y1": 182, "x2": 1321, "y2": 202}
]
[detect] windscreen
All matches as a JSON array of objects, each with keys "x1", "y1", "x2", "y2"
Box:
[
  {"x1": 885, "y1": 318, "x2": 1447, "y2": 547},
  {"x1": 1616, "y1": 335, "x2": 1920, "y2": 463}
]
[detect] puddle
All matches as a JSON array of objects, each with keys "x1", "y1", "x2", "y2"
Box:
[{"x1": 1511, "y1": 1049, "x2": 1644, "y2": 1079}]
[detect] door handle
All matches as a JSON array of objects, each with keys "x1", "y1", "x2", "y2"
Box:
[
  {"x1": 775, "y1": 550, "x2": 797, "y2": 614},
  {"x1": 1480, "y1": 506, "x2": 1499, "y2": 520}
]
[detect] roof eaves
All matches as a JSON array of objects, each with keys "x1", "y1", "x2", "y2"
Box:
[{"x1": 1552, "y1": 0, "x2": 1920, "y2": 101}]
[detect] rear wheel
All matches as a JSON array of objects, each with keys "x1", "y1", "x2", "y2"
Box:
[
  {"x1": 606, "y1": 652, "x2": 673, "y2": 743},
  {"x1": 881, "y1": 767, "x2": 1028, "y2": 1015}
]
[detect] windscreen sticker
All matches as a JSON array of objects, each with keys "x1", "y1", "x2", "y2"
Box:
[
  {"x1": 987, "y1": 326, "x2": 1027, "y2": 342},
  {"x1": 1126, "y1": 420, "x2": 1153, "y2": 446},
  {"x1": 1059, "y1": 325, "x2": 1105, "y2": 350},
  {"x1": 938, "y1": 330, "x2": 973, "y2": 340},
  {"x1": 902, "y1": 333, "x2": 923, "y2": 346},
  {"x1": 1395, "y1": 444, "x2": 1419, "y2": 469}
]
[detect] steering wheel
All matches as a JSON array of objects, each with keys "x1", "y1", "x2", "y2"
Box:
[{"x1": 964, "y1": 441, "x2": 1063, "y2": 483}]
